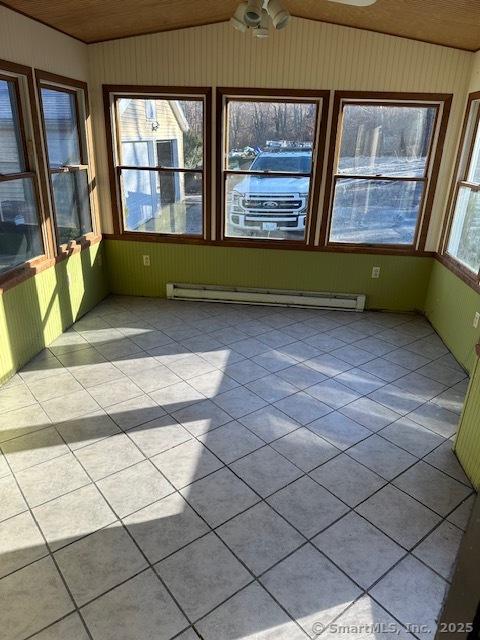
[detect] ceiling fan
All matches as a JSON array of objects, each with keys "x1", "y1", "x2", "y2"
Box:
[{"x1": 231, "y1": 0, "x2": 377, "y2": 37}]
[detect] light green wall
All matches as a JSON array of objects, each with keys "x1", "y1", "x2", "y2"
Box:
[
  {"x1": 424, "y1": 260, "x2": 480, "y2": 373},
  {"x1": 3, "y1": 239, "x2": 478, "y2": 388},
  {"x1": 0, "y1": 243, "x2": 108, "y2": 385},
  {"x1": 455, "y1": 357, "x2": 480, "y2": 490},
  {"x1": 104, "y1": 240, "x2": 433, "y2": 312}
]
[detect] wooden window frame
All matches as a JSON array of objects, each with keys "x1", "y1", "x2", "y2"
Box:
[
  {"x1": 320, "y1": 91, "x2": 452, "y2": 255},
  {"x1": 215, "y1": 87, "x2": 329, "y2": 249},
  {"x1": 0, "y1": 60, "x2": 55, "y2": 290},
  {"x1": 439, "y1": 91, "x2": 480, "y2": 292},
  {"x1": 103, "y1": 84, "x2": 212, "y2": 244},
  {"x1": 36, "y1": 70, "x2": 98, "y2": 255}
]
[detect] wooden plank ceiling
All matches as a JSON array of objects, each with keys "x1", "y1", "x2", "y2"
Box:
[{"x1": 1, "y1": 0, "x2": 479, "y2": 50}]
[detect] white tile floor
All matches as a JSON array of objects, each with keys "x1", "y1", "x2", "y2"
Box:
[{"x1": 0, "y1": 295, "x2": 475, "y2": 640}]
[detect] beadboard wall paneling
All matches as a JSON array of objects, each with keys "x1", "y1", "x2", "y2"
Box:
[
  {"x1": 88, "y1": 18, "x2": 473, "y2": 249},
  {"x1": 0, "y1": 243, "x2": 108, "y2": 384},
  {"x1": 424, "y1": 260, "x2": 480, "y2": 373},
  {"x1": 104, "y1": 239, "x2": 433, "y2": 312},
  {"x1": 455, "y1": 355, "x2": 480, "y2": 490},
  {"x1": 0, "y1": 5, "x2": 88, "y2": 79}
]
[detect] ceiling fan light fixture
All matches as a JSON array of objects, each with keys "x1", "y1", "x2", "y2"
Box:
[
  {"x1": 230, "y1": 1, "x2": 248, "y2": 31},
  {"x1": 327, "y1": 0, "x2": 378, "y2": 6},
  {"x1": 253, "y1": 9, "x2": 270, "y2": 37},
  {"x1": 244, "y1": 0, "x2": 263, "y2": 27},
  {"x1": 266, "y1": 0, "x2": 290, "y2": 30}
]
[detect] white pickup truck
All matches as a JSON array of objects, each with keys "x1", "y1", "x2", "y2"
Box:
[{"x1": 227, "y1": 150, "x2": 310, "y2": 236}]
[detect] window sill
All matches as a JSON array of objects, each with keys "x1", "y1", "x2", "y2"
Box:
[
  {"x1": 56, "y1": 233, "x2": 102, "y2": 262},
  {"x1": 0, "y1": 234, "x2": 102, "y2": 294},
  {"x1": 323, "y1": 243, "x2": 433, "y2": 257}
]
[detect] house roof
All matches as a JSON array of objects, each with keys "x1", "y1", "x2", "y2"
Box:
[{"x1": 0, "y1": 81, "x2": 74, "y2": 122}]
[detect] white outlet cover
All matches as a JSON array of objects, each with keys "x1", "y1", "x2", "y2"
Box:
[{"x1": 474, "y1": 312, "x2": 480, "y2": 329}]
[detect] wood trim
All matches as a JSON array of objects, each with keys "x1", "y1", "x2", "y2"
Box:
[
  {"x1": 34, "y1": 70, "x2": 87, "y2": 92},
  {"x1": 0, "y1": 74, "x2": 30, "y2": 175},
  {"x1": 103, "y1": 84, "x2": 210, "y2": 96},
  {"x1": 459, "y1": 180, "x2": 480, "y2": 191},
  {"x1": 439, "y1": 91, "x2": 480, "y2": 254},
  {"x1": 0, "y1": 234, "x2": 102, "y2": 294},
  {"x1": 333, "y1": 174, "x2": 425, "y2": 182},
  {"x1": 476, "y1": 343, "x2": 480, "y2": 359},
  {"x1": 215, "y1": 86, "x2": 330, "y2": 247},
  {"x1": 0, "y1": 171, "x2": 36, "y2": 182},
  {"x1": 319, "y1": 90, "x2": 342, "y2": 247},
  {"x1": 103, "y1": 84, "x2": 212, "y2": 242},
  {"x1": 103, "y1": 87, "x2": 121, "y2": 235},
  {"x1": 320, "y1": 90, "x2": 452, "y2": 252},
  {"x1": 215, "y1": 87, "x2": 223, "y2": 242},
  {"x1": 118, "y1": 166, "x2": 203, "y2": 174},
  {"x1": 417, "y1": 94, "x2": 452, "y2": 250},
  {"x1": 330, "y1": 91, "x2": 454, "y2": 103},
  {"x1": 35, "y1": 69, "x2": 97, "y2": 245},
  {"x1": 204, "y1": 86, "x2": 212, "y2": 242},
  {"x1": 0, "y1": 57, "x2": 55, "y2": 276},
  {"x1": 102, "y1": 231, "x2": 435, "y2": 257},
  {"x1": 307, "y1": 90, "x2": 330, "y2": 247},
  {"x1": 214, "y1": 87, "x2": 332, "y2": 100},
  {"x1": 224, "y1": 170, "x2": 312, "y2": 178}
]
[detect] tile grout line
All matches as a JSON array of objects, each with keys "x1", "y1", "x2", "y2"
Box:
[
  {"x1": 1, "y1": 453, "x2": 96, "y2": 640},
  {"x1": 0, "y1": 299, "x2": 472, "y2": 639}
]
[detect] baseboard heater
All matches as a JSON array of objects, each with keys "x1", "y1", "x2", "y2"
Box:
[{"x1": 166, "y1": 283, "x2": 366, "y2": 311}]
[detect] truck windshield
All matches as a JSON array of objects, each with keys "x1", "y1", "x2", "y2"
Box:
[{"x1": 250, "y1": 154, "x2": 312, "y2": 173}]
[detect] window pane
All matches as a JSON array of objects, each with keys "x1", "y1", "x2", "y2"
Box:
[
  {"x1": 467, "y1": 115, "x2": 480, "y2": 184},
  {"x1": 41, "y1": 88, "x2": 81, "y2": 168},
  {"x1": 225, "y1": 173, "x2": 309, "y2": 241},
  {"x1": 0, "y1": 79, "x2": 26, "y2": 173},
  {"x1": 0, "y1": 178, "x2": 44, "y2": 273},
  {"x1": 338, "y1": 104, "x2": 437, "y2": 177},
  {"x1": 330, "y1": 178, "x2": 424, "y2": 245},
  {"x1": 121, "y1": 169, "x2": 202, "y2": 235},
  {"x1": 447, "y1": 186, "x2": 480, "y2": 273},
  {"x1": 227, "y1": 101, "x2": 317, "y2": 171},
  {"x1": 117, "y1": 98, "x2": 203, "y2": 169},
  {"x1": 51, "y1": 170, "x2": 92, "y2": 244}
]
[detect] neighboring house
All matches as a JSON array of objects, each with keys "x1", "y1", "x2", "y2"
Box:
[
  {"x1": 0, "y1": 81, "x2": 40, "y2": 269},
  {"x1": 0, "y1": 83, "x2": 77, "y2": 224},
  {"x1": 118, "y1": 98, "x2": 189, "y2": 229}
]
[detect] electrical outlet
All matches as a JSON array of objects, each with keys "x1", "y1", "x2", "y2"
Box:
[
  {"x1": 474, "y1": 312, "x2": 480, "y2": 329},
  {"x1": 143, "y1": 255, "x2": 150, "y2": 267},
  {"x1": 371, "y1": 266, "x2": 381, "y2": 279}
]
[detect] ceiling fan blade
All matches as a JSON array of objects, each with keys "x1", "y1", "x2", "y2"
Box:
[{"x1": 328, "y1": 0, "x2": 378, "y2": 6}]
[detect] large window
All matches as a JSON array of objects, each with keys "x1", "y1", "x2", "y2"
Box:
[
  {"x1": 218, "y1": 89, "x2": 327, "y2": 244},
  {"x1": 105, "y1": 87, "x2": 210, "y2": 238},
  {"x1": 444, "y1": 95, "x2": 480, "y2": 277},
  {"x1": 325, "y1": 95, "x2": 449, "y2": 249},
  {"x1": 38, "y1": 80, "x2": 93, "y2": 246},
  {"x1": 0, "y1": 73, "x2": 44, "y2": 275}
]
